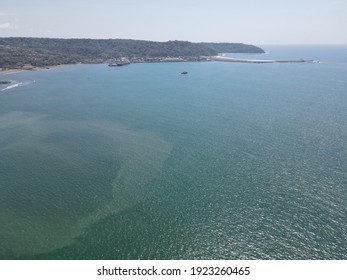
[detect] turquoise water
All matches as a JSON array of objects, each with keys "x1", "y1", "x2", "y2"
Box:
[{"x1": 0, "y1": 46, "x2": 346, "y2": 259}]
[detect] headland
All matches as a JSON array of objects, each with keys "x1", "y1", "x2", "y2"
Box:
[{"x1": 0, "y1": 37, "x2": 264, "y2": 70}]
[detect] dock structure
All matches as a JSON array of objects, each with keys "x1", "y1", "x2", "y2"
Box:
[{"x1": 213, "y1": 56, "x2": 318, "y2": 64}]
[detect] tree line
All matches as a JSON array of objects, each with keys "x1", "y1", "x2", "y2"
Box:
[{"x1": 0, "y1": 37, "x2": 264, "y2": 68}]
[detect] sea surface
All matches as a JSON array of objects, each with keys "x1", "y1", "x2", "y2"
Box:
[{"x1": 0, "y1": 46, "x2": 346, "y2": 259}]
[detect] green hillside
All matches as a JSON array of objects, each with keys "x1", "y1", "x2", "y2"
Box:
[{"x1": 0, "y1": 37, "x2": 264, "y2": 68}]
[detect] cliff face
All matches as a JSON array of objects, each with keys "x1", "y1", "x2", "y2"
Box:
[{"x1": 0, "y1": 38, "x2": 264, "y2": 68}]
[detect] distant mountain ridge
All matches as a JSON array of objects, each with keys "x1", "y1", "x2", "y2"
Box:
[{"x1": 0, "y1": 37, "x2": 264, "y2": 68}]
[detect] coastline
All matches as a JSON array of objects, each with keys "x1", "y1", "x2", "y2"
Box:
[
  {"x1": 0, "y1": 54, "x2": 319, "y2": 78},
  {"x1": 0, "y1": 69, "x2": 25, "y2": 75},
  {"x1": 0, "y1": 64, "x2": 76, "y2": 76}
]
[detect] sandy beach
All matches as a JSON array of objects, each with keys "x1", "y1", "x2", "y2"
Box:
[
  {"x1": 0, "y1": 69, "x2": 25, "y2": 75},
  {"x1": 213, "y1": 55, "x2": 277, "y2": 63},
  {"x1": 0, "y1": 64, "x2": 77, "y2": 76}
]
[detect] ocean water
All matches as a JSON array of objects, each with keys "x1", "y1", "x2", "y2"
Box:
[{"x1": 0, "y1": 46, "x2": 346, "y2": 259}]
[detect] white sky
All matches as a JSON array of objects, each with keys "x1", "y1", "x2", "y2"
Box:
[{"x1": 1, "y1": 0, "x2": 346, "y2": 44}]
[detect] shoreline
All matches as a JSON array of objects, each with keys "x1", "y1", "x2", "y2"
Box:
[
  {"x1": 0, "y1": 69, "x2": 25, "y2": 75},
  {"x1": 1, "y1": 55, "x2": 320, "y2": 77},
  {"x1": 0, "y1": 64, "x2": 76, "y2": 76}
]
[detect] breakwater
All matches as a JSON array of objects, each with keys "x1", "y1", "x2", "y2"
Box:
[{"x1": 213, "y1": 56, "x2": 318, "y2": 64}]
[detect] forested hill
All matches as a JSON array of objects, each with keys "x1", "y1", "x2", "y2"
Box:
[{"x1": 0, "y1": 37, "x2": 264, "y2": 68}]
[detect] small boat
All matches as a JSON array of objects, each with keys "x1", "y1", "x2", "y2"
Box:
[
  {"x1": 0, "y1": 80, "x2": 11, "y2": 85},
  {"x1": 181, "y1": 71, "x2": 188, "y2": 75}
]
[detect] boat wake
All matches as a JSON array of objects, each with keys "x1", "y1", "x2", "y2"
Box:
[
  {"x1": 0, "y1": 80, "x2": 35, "y2": 93},
  {"x1": 1, "y1": 82, "x2": 22, "y2": 92}
]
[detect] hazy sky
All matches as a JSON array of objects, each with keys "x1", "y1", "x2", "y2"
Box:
[{"x1": 1, "y1": 0, "x2": 346, "y2": 44}]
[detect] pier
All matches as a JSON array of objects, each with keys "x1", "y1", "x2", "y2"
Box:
[{"x1": 213, "y1": 56, "x2": 318, "y2": 64}]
